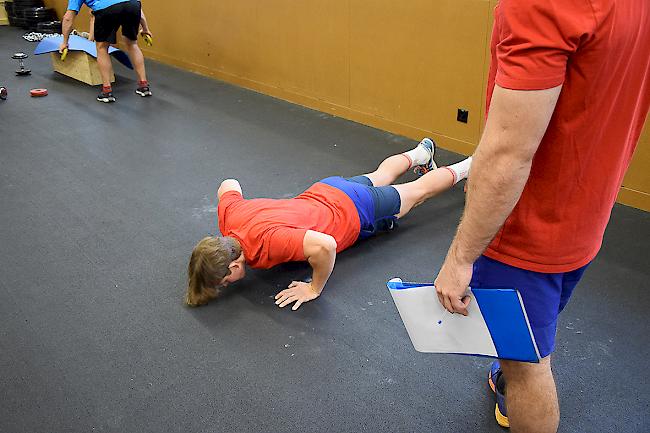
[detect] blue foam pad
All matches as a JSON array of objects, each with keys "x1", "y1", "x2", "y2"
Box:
[{"x1": 34, "y1": 35, "x2": 133, "y2": 70}]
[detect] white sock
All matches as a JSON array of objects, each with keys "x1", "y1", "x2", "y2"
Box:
[
  {"x1": 444, "y1": 156, "x2": 472, "y2": 185},
  {"x1": 401, "y1": 143, "x2": 431, "y2": 168}
]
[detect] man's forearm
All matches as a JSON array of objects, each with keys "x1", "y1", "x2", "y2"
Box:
[
  {"x1": 140, "y1": 11, "x2": 150, "y2": 33},
  {"x1": 88, "y1": 15, "x2": 95, "y2": 39},
  {"x1": 62, "y1": 12, "x2": 75, "y2": 43},
  {"x1": 448, "y1": 146, "x2": 532, "y2": 265},
  {"x1": 307, "y1": 246, "x2": 336, "y2": 294}
]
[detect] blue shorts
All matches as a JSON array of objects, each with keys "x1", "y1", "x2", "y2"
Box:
[
  {"x1": 319, "y1": 176, "x2": 401, "y2": 239},
  {"x1": 470, "y1": 255, "x2": 589, "y2": 359}
]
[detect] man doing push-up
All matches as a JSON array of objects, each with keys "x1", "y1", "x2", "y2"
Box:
[{"x1": 186, "y1": 139, "x2": 471, "y2": 310}]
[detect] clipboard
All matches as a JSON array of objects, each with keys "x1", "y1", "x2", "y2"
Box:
[{"x1": 387, "y1": 278, "x2": 540, "y2": 362}]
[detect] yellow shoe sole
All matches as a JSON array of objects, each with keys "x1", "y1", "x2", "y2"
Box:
[{"x1": 495, "y1": 403, "x2": 510, "y2": 428}]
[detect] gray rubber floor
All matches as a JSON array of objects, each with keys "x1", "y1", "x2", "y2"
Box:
[{"x1": 1, "y1": 27, "x2": 649, "y2": 433}]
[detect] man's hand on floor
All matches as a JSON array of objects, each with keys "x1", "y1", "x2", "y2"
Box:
[{"x1": 275, "y1": 281, "x2": 320, "y2": 310}]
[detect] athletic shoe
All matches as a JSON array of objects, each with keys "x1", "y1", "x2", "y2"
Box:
[
  {"x1": 413, "y1": 138, "x2": 438, "y2": 176},
  {"x1": 97, "y1": 91, "x2": 116, "y2": 103},
  {"x1": 135, "y1": 86, "x2": 152, "y2": 97},
  {"x1": 488, "y1": 361, "x2": 510, "y2": 428}
]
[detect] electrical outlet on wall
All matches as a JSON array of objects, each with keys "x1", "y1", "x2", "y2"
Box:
[{"x1": 457, "y1": 109, "x2": 469, "y2": 123}]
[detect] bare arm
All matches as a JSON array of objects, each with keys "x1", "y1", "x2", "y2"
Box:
[
  {"x1": 88, "y1": 14, "x2": 95, "y2": 41},
  {"x1": 303, "y1": 230, "x2": 337, "y2": 294},
  {"x1": 275, "y1": 230, "x2": 337, "y2": 310},
  {"x1": 139, "y1": 9, "x2": 152, "y2": 35},
  {"x1": 434, "y1": 84, "x2": 562, "y2": 314},
  {"x1": 61, "y1": 10, "x2": 77, "y2": 48}
]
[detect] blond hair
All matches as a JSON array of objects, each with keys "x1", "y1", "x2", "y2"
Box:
[{"x1": 185, "y1": 236, "x2": 242, "y2": 307}]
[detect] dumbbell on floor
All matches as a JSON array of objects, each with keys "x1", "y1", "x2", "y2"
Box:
[{"x1": 12, "y1": 52, "x2": 31, "y2": 76}]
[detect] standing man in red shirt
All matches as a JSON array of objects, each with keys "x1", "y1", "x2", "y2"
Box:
[
  {"x1": 186, "y1": 139, "x2": 473, "y2": 308},
  {"x1": 433, "y1": 1, "x2": 649, "y2": 432}
]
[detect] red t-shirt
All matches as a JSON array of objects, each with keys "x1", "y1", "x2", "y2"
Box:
[
  {"x1": 217, "y1": 183, "x2": 360, "y2": 269},
  {"x1": 484, "y1": 0, "x2": 650, "y2": 273}
]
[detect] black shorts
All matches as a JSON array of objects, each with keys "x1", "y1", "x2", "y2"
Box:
[{"x1": 93, "y1": 0, "x2": 141, "y2": 44}]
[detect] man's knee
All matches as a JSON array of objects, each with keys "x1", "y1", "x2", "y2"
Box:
[{"x1": 96, "y1": 41, "x2": 111, "y2": 51}]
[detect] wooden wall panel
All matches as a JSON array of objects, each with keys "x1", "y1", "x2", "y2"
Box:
[
  {"x1": 349, "y1": 1, "x2": 489, "y2": 146},
  {"x1": 259, "y1": 1, "x2": 350, "y2": 105},
  {"x1": 619, "y1": 115, "x2": 650, "y2": 210}
]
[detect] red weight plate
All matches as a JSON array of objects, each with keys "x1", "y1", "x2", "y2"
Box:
[{"x1": 30, "y1": 88, "x2": 48, "y2": 97}]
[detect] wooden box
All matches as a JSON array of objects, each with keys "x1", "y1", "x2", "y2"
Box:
[{"x1": 50, "y1": 51, "x2": 115, "y2": 86}]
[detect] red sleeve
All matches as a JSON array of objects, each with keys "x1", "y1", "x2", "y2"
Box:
[
  {"x1": 494, "y1": 0, "x2": 595, "y2": 90},
  {"x1": 217, "y1": 190, "x2": 243, "y2": 235},
  {"x1": 262, "y1": 227, "x2": 307, "y2": 267}
]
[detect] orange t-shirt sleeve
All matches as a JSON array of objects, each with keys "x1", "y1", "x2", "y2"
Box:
[
  {"x1": 217, "y1": 190, "x2": 243, "y2": 234},
  {"x1": 494, "y1": 0, "x2": 593, "y2": 90},
  {"x1": 262, "y1": 227, "x2": 307, "y2": 267}
]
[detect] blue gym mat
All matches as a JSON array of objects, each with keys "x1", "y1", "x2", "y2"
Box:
[{"x1": 34, "y1": 34, "x2": 133, "y2": 69}]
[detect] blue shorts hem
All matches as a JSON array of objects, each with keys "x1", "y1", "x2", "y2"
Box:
[{"x1": 471, "y1": 255, "x2": 588, "y2": 358}]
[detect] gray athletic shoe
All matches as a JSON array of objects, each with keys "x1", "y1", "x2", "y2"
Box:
[
  {"x1": 97, "y1": 91, "x2": 116, "y2": 103},
  {"x1": 413, "y1": 138, "x2": 437, "y2": 176},
  {"x1": 135, "y1": 86, "x2": 152, "y2": 97}
]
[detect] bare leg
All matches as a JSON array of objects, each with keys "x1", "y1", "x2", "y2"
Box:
[
  {"x1": 362, "y1": 154, "x2": 411, "y2": 186},
  {"x1": 392, "y1": 168, "x2": 455, "y2": 217},
  {"x1": 122, "y1": 37, "x2": 147, "y2": 82},
  {"x1": 500, "y1": 357, "x2": 559, "y2": 433},
  {"x1": 96, "y1": 42, "x2": 113, "y2": 87}
]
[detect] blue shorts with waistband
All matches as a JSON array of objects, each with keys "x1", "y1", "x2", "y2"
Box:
[
  {"x1": 470, "y1": 255, "x2": 589, "y2": 359},
  {"x1": 319, "y1": 176, "x2": 401, "y2": 239}
]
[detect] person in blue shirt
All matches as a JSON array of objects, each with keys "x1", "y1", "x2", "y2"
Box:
[{"x1": 59, "y1": 0, "x2": 153, "y2": 103}]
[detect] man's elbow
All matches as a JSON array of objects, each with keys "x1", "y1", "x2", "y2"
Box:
[
  {"x1": 478, "y1": 135, "x2": 539, "y2": 169},
  {"x1": 321, "y1": 235, "x2": 337, "y2": 254},
  {"x1": 310, "y1": 236, "x2": 338, "y2": 259}
]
